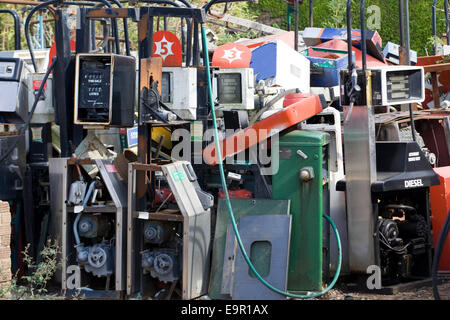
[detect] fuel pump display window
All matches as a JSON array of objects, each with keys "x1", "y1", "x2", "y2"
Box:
[
  {"x1": 386, "y1": 70, "x2": 422, "y2": 103},
  {"x1": 161, "y1": 71, "x2": 172, "y2": 103},
  {"x1": 217, "y1": 73, "x2": 242, "y2": 104}
]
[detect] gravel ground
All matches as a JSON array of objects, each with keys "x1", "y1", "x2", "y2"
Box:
[{"x1": 316, "y1": 280, "x2": 450, "y2": 300}]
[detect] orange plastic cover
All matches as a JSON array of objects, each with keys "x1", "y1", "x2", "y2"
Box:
[
  {"x1": 430, "y1": 166, "x2": 450, "y2": 272},
  {"x1": 203, "y1": 94, "x2": 324, "y2": 166}
]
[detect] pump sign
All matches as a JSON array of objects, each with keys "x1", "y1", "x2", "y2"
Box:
[
  {"x1": 152, "y1": 31, "x2": 182, "y2": 67},
  {"x1": 212, "y1": 43, "x2": 252, "y2": 69}
]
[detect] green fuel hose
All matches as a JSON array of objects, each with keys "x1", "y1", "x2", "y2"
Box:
[{"x1": 201, "y1": 25, "x2": 342, "y2": 299}]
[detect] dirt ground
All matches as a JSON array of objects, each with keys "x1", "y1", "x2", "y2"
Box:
[{"x1": 317, "y1": 280, "x2": 450, "y2": 300}]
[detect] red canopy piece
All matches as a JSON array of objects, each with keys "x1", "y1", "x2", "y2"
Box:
[{"x1": 308, "y1": 39, "x2": 387, "y2": 68}]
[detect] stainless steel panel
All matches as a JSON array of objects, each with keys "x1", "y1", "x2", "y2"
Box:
[
  {"x1": 95, "y1": 159, "x2": 128, "y2": 291},
  {"x1": 343, "y1": 105, "x2": 377, "y2": 273},
  {"x1": 162, "y1": 161, "x2": 211, "y2": 300},
  {"x1": 231, "y1": 215, "x2": 291, "y2": 300},
  {"x1": 49, "y1": 157, "x2": 70, "y2": 287}
]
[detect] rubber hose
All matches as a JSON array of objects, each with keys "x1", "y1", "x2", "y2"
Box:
[
  {"x1": 24, "y1": 0, "x2": 58, "y2": 72},
  {"x1": 201, "y1": 25, "x2": 342, "y2": 299}
]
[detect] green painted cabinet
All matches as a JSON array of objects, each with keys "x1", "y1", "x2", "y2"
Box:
[{"x1": 272, "y1": 130, "x2": 330, "y2": 293}]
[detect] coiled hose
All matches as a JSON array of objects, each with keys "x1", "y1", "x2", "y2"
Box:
[
  {"x1": 201, "y1": 25, "x2": 342, "y2": 299},
  {"x1": 73, "y1": 180, "x2": 99, "y2": 245},
  {"x1": 432, "y1": 210, "x2": 450, "y2": 300}
]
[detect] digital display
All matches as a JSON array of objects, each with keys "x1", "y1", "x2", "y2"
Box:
[
  {"x1": 161, "y1": 72, "x2": 172, "y2": 103},
  {"x1": 217, "y1": 73, "x2": 242, "y2": 104}
]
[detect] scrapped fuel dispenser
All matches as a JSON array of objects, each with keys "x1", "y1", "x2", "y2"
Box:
[
  {"x1": 340, "y1": 61, "x2": 440, "y2": 285},
  {"x1": 272, "y1": 130, "x2": 331, "y2": 293},
  {"x1": 61, "y1": 159, "x2": 128, "y2": 296},
  {"x1": 127, "y1": 161, "x2": 212, "y2": 300},
  {"x1": 0, "y1": 57, "x2": 29, "y2": 200}
]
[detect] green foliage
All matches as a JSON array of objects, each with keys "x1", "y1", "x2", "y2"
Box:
[
  {"x1": 0, "y1": 1, "x2": 446, "y2": 58},
  {"x1": 0, "y1": 240, "x2": 62, "y2": 300},
  {"x1": 323, "y1": 0, "x2": 348, "y2": 28},
  {"x1": 250, "y1": 0, "x2": 449, "y2": 57}
]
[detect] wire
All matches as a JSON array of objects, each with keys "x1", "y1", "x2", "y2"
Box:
[
  {"x1": 201, "y1": 25, "x2": 342, "y2": 299},
  {"x1": 0, "y1": 58, "x2": 57, "y2": 164}
]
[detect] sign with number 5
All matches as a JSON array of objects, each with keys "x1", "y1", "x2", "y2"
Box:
[{"x1": 152, "y1": 31, "x2": 182, "y2": 67}]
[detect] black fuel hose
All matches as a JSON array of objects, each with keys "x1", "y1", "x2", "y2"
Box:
[
  {"x1": 0, "y1": 58, "x2": 57, "y2": 164},
  {"x1": 25, "y1": 0, "x2": 122, "y2": 72},
  {"x1": 432, "y1": 209, "x2": 450, "y2": 300},
  {"x1": 24, "y1": 0, "x2": 58, "y2": 72}
]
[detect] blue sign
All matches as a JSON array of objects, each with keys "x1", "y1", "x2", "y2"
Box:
[{"x1": 127, "y1": 127, "x2": 138, "y2": 147}]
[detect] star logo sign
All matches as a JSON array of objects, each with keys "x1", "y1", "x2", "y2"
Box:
[
  {"x1": 154, "y1": 36, "x2": 174, "y2": 61},
  {"x1": 222, "y1": 47, "x2": 243, "y2": 64}
]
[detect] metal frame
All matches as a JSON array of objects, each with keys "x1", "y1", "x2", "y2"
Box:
[{"x1": 0, "y1": 9, "x2": 21, "y2": 50}]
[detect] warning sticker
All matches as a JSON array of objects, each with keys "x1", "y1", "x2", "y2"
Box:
[{"x1": 105, "y1": 164, "x2": 117, "y2": 173}]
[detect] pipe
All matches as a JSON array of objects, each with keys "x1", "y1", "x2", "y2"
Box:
[
  {"x1": 0, "y1": 0, "x2": 50, "y2": 5},
  {"x1": 201, "y1": 24, "x2": 342, "y2": 299},
  {"x1": 360, "y1": 0, "x2": 367, "y2": 72},
  {"x1": 404, "y1": 0, "x2": 411, "y2": 65},
  {"x1": 445, "y1": 0, "x2": 450, "y2": 45},
  {"x1": 294, "y1": 0, "x2": 299, "y2": 51},
  {"x1": 309, "y1": 0, "x2": 313, "y2": 27},
  {"x1": 433, "y1": 0, "x2": 438, "y2": 55},
  {"x1": 87, "y1": 0, "x2": 121, "y2": 54},
  {"x1": 24, "y1": 0, "x2": 58, "y2": 72},
  {"x1": 399, "y1": 0, "x2": 405, "y2": 46},
  {"x1": 25, "y1": 0, "x2": 120, "y2": 71},
  {"x1": 346, "y1": 0, "x2": 353, "y2": 71},
  {"x1": 108, "y1": 0, "x2": 131, "y2": 56},
  {"x1": 130, "y1": 0, "x2": 192, "y2": 7},
  {"x1": 0, "y1": 9, "x2": 21, "y2": 50},
  {"x1": 403, "y1": 0, "x2": 416, "y2": 141}
]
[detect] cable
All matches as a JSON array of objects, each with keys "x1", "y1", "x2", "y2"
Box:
[
  {"x1": 201, "y1": 25, "x2": 342, "y2": 299},
  {"x1": 432, "y1": 210, "x2": 450, "y2": 300},
  {"x1": 0, "y1": 58, "x2": 57, "y2": 164}
]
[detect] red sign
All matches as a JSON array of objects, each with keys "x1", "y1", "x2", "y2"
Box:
[
  {"x1": 32, "y1": 80, "x2": 47, "y2": 90},
  {"x1": 152, "y1": 31, "x2": 182, "y2": 67},
  {"x1": 212, "y1": 43, "x2": 252, "y2": 69}
]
